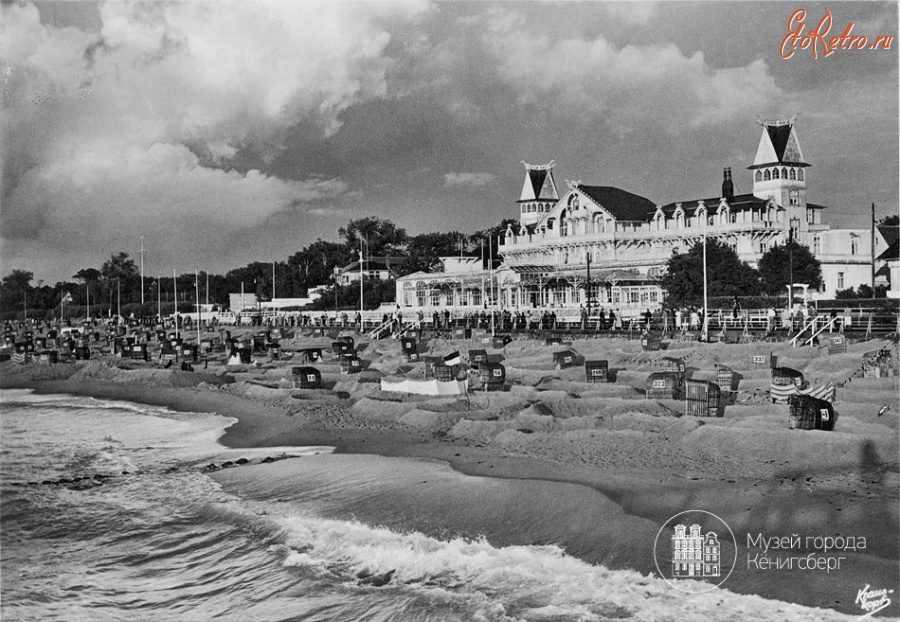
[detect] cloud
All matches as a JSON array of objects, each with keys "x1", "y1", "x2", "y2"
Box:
[
  {"x1": 480, "y1": 7, "x2": 784, "y2": 134},
  {"x1": 605, "y1": 1, "x2": 658, "y2": 25},
  {"x1": 0, "y1": 0, "x2": 431, "y2": 279},
  {"x1": 306, "y1": 206, "x2": 359, "y2": 218},
  {"x1": 443, "y1": 171, "x2": 496, "y2": 188}
]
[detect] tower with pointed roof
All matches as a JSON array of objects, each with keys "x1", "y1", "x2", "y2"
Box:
[
  {"x1": 749, "y1": 118, "x2": 811, "y2": 232},
  {"x1": 518, "y1": 161, "x2": 559, "y2": 228}
]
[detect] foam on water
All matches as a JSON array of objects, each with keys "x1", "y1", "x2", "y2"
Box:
[{"x1": 270, "y1": 513, "x2": 861, "y2": 622}]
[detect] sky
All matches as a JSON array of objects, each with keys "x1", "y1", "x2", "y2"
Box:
[{"x1": 1, "y1": 0, "x2": 897, "y2": 285}]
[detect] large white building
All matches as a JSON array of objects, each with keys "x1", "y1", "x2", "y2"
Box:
[{"x1": 397, "y1": 119, "x2": 875, "y2": 317}]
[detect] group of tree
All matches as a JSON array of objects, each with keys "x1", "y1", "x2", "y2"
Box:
[
  {"x1": 0, "y1": 216, "x2": 518, "y2": 319},
  {"x1": 3, "y1": 213, "x2": 894, "y2": 319}
]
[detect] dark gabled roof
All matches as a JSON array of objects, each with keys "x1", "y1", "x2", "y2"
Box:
[
  {"x1": 527, "y1": 169, "x2": 548, "y2": 198},
  {"x1": 879, "y1": 225, "x2": 900, "y2": 247},
  {"x1": 876, "y1": 239, "x2": 899, "y2": 262},
  {"x1": 768, "y1": 124, "x2": 792, "y2": 162},
  {"x1": 808, "y1": 202, "x2": 828, "y2": 210},
  {"x1": 577, "y1": 185, "x2": 657, "y2": 222},
  {"x1": 658, "y1": 193, "x2": 768, "y2": 216}
]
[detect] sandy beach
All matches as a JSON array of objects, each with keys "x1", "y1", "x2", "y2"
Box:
[{"x1": 2, "y1": 329, "x2": 897, "y2": 618}]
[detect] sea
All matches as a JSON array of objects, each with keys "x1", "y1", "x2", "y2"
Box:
[{"x1": 0, "y1": 389, "x2": 864, "y2": 622}]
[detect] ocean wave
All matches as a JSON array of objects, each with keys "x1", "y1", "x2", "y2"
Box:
[{"x1": 273, "y1": 514, "x2": 860, "y2": 622}]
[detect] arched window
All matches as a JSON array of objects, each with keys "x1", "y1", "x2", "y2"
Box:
[
  {"x1": 789, "y1": 168, "x2": 796, "y2": 180},
  {"x1": 755, "y1": 170, "x2": 762, "y2": 182},
  {"x1": 676, "y1": 212, "x2": 684, "y2": 229},
  {"x1": 782, "y1": 168, "x2": 788, "y2": 179},
  {"x1": 764, "y1": 170, "x2": 771, "y2": 181},
  {"x1": 772, "y1": 168, "x2": 779, "y2": 180},
  {"x1": 797, "y1": 169, "x2": 804, "y2": 181}
]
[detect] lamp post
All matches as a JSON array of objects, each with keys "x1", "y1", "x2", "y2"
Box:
[
  {"x1": 788, "y1": 216, "x2": 800, "y2": 310},
  {"x1": 701, "y1": 206, "x2": 709, "y2": 342},
  {"x1": 140, "y1": 236, "x2": 145, "y2": 307}
]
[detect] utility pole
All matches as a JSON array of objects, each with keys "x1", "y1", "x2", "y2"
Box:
[
  {"x1": 490, "y1": 236, "x2": 495, "y2": 337},
  {"x1": 174, "y1": 269, "x2": 178, "y2": 339},
  {"x1": 140, "y1": 236, "x2": 145, "y2": 306},
  {"x1": 195, "y1": 268, "x2": 201, "y2": 343},
  {"x1": 702, "y1": 209, "x2": 709, "y2": 342},
  {"x1": 871, "y1": 203, "x2": 876, "y2": 293},
  {"x1": 359, "y1": 239, "x2": 365, "y2": 320}
]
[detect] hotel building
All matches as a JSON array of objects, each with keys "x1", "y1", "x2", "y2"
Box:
[{"x1": 396, "y1": 119, "x2": 874, "y2": 317}]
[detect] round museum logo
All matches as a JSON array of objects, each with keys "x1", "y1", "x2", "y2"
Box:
[{"x1": 653, "y1": 509, "x2": 738, "y2": 594}]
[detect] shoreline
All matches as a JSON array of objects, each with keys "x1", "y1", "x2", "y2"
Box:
[{"x1": 2, "y1": 339, "x2": 898, "y2": 618}]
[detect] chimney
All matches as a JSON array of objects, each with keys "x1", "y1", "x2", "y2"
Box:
[{"x1": 722, "y1": 167, "x2": 734, "y2": 201}]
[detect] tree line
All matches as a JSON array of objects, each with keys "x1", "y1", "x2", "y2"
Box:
[
  {"x1": 2, "y1": 214, "x2": 894, "y2": 320},
  {"x1": 0, "y1": 216, "x2": 517, "y2": 320}
]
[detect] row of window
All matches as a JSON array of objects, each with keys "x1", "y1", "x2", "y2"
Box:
[
  {"x1": 756, "y1": 167, "x2": 804, "y2": 182},
  {"x1": 521, "y1": 203, "x2": 552, "y2": 214}
]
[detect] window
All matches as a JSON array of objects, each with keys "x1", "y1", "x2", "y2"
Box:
[
  {"x1": 782, "y1": 167, "x2": 788, "y2": 178},
  {"x1": 813, "y1": 236, "x2": 820, "y2": 254},
  {"x1": 430, "y1": 290, "x2": 441, "y2": 307},
  {"x1": 838, "y1": 272, "x2": 844, "y2": 289},
  {"x1": 790, "y1": 190, "x2": 800, "y2": 207},
  {"x1": 764, "y1": 170, "x2": 771, "y2": 181},
  {"x1": 789, "y1": 168, "x2": 796, "y2": 180},
  {"x1": 755, "y1": 170, "x2": 762, "y2": 182},
  {"x1": 851, "y1": 237, "x2": 858, "y2": 255},
  {"x1": 797, "y1": 169, "x2": 804, "y2": 181},
  {"x1": 806, "y1": 207, "x2": 814, "y2": 223},
  {"x1": 759, "y1": 242, "x2": 767, "y2": 254},
  {"x1": 773, "y1": 168, "x2": 779, "y2": 180}
]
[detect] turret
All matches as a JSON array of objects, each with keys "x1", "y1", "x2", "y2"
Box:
[{"x1": 517, "y1": 161, "x2": 559, "y2": 228}]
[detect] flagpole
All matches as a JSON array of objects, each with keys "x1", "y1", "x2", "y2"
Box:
[
  {"x1": 481, "y1": 239, "x2": 486, "y2": 312},
  {"x1": 157, "y1": 275, "x2": 161, "y2": 320},
  {"x1": 86, "y1": 281, "x2": 90, "y2": 320},
  {"x1": 702, "y1": 208, "x2": 709, "y2": 342},
  {"x1": 174, "y1": 269, "x2": 178, "y2": 340},
  {"x1": 195, "y1": 268, "x2": 201, "y2": 344},
  {"x1": 140, "y1": 236, "x2": 145, "y2": 307},
  {"x1": 490, "y1": 236, "x2": 496, "y2": 337},
  {"x1": 359, "y1": 239, "x2": 364, "y2": 320},
  {"x1": 205, "y1": 271, "x2": 209, "y2": 307}
]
